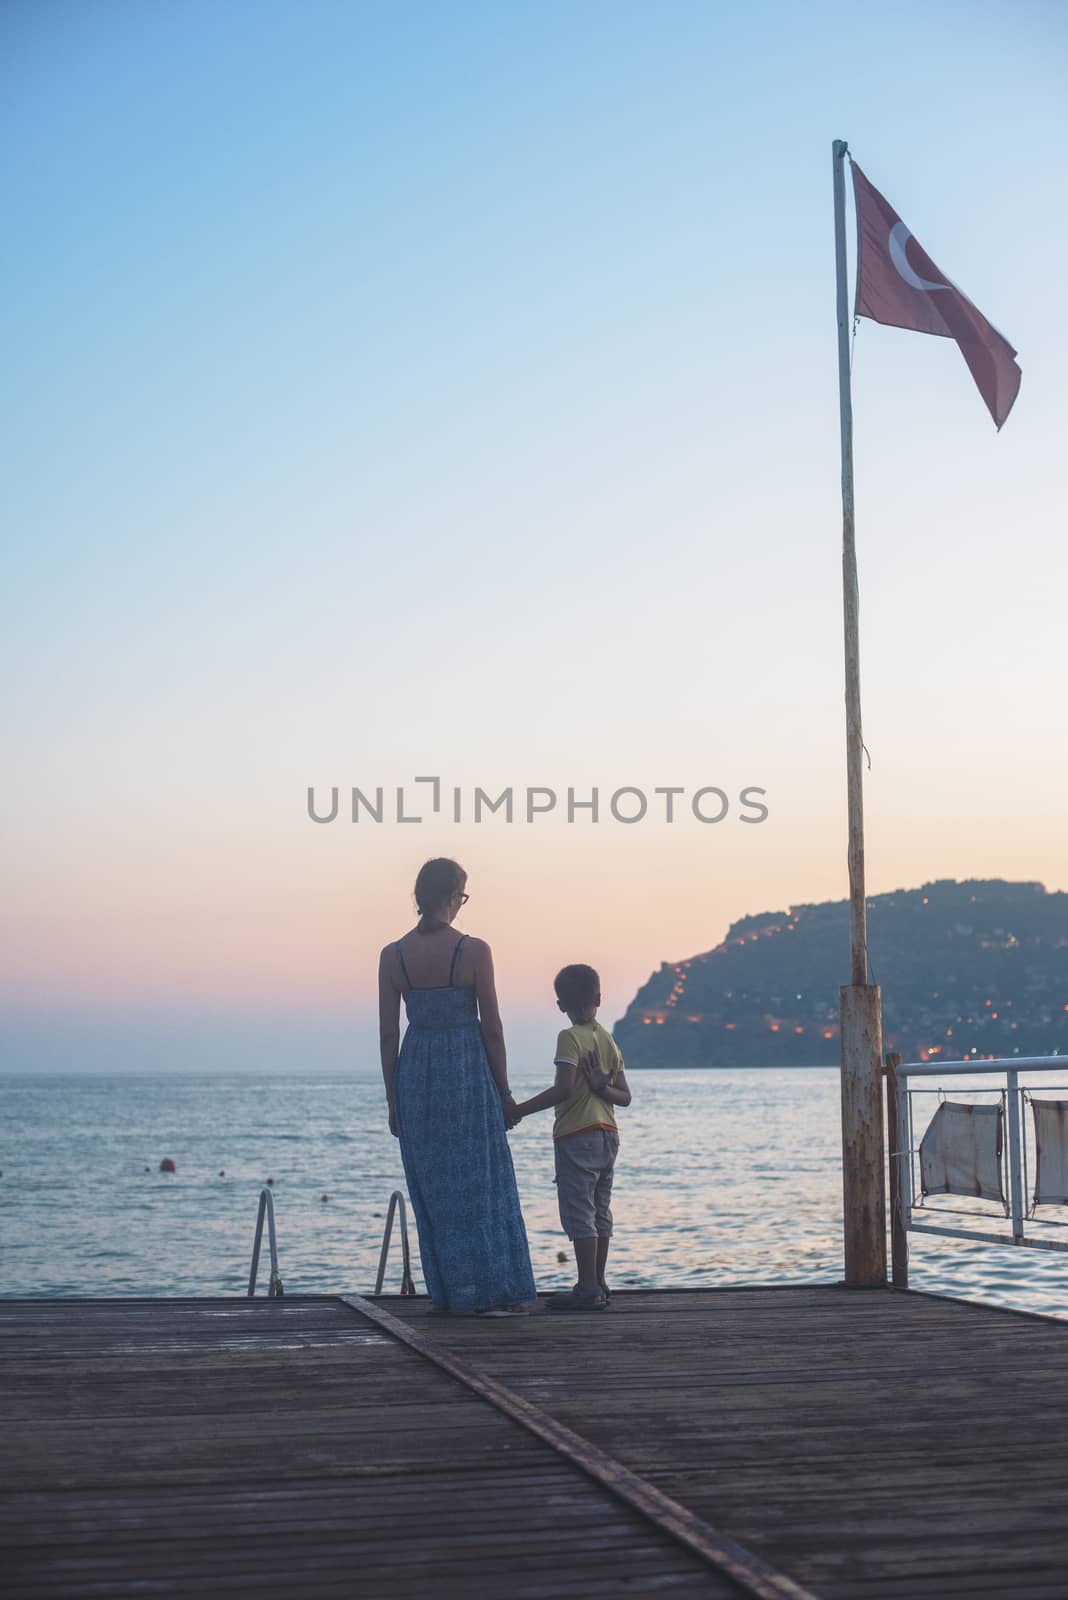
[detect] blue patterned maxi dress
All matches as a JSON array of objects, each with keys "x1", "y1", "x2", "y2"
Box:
[{"x1": 393, "y1": 934, "x2": 537, "y2": 1313}]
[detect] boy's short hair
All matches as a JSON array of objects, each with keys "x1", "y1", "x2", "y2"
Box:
[{"x1": 554, "y1": 963, "x2": 600, "y2": 1011}]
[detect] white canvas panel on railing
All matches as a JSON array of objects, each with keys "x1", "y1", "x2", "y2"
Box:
[
  {"x1": 1031, "y1": 1099, "x2": 1068, "y2": 1208},
  {"x1": 919, "y1": 1101, "x2": 1006, "y2": 1205}
]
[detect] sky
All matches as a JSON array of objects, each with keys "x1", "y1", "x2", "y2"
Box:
[{"x1": 2, "y1": 0, "x2": 1066, "y2": 1074}]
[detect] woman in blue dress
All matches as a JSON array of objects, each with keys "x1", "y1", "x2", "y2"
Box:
[{"x1": 378, "y1": 858, "x2": 537, "y2": 1314}]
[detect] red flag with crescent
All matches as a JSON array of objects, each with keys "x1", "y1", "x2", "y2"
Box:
[{"x1": 851, "y1": 162, "x2": 1021, "y2": 430}]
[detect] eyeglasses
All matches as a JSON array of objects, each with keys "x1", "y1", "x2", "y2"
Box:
[{"x1": 459, "y1": 892, "x2": 470, "y2": 905}]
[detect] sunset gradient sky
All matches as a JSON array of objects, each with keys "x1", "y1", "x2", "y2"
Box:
[{"x1": 3, "y1": 0, "x2": 1066, "y2": 1074}]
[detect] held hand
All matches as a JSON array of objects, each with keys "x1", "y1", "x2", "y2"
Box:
[
  {"x1": 582, "y1": 1048, "x2": 610, "y2": 1094},
  {"x1": 502, "y1": 1095, "x2": 522, "y2": 1130}
]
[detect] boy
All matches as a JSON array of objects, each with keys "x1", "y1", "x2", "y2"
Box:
[{"x1": 512, "y1": 963, "x2": 631, "y2": 1312}]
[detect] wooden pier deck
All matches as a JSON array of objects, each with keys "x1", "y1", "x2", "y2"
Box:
[{"x1": 3, "y1": 1286, "x2": 1067, "y2": 1599}]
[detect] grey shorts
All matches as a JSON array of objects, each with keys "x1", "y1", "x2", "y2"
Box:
[{"x1": 554, "y1": 1129, "x2": 620, "y2": 1240}]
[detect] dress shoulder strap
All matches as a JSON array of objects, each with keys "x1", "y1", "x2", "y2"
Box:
[
  {"x1": 448, "y1": 933, "x2": 468, "y2": 986},
  {"x1": 395, "y1": 940, "x2": 413, "y2": 989}
]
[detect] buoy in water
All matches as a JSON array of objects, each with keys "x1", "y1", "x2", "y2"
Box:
[
  {"x1": 266, "y1": 1177, "x2": 274, "y2": 1186},
  {"x1": 159, "y1": 1158, "x2": 176, "y2": 1174},
  {"x1": 556, "y1": 1251, "x2": 568, "y2": 1263},
  {"x1": 144, "y1": 1166, "x2": 150, "y2": 1173},
  {"x1": 321, "y1": 1193, "x2": 329, "y2": 1203},
  {"x1": 218, "y1": 1170, "x2": 225, "y2": 1177}
]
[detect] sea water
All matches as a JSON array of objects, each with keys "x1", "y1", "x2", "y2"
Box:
[{"x1": 1, "y1": 1070, "x2": 1065, "y2": 1317}]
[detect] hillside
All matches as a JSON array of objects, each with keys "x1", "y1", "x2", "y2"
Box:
[{"x1": 612, "y1": 879, "x2": 1068, "y2": 1068}]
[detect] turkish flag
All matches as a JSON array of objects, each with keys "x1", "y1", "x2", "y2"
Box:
[{"x1": 851, "y1": 162, "x2": 1021, "y2": 430}]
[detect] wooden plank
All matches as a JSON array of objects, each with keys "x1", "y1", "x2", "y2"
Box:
[
  {"x1": 342, "y1": 1294, "x2": 820, "y2": 1600},
  {"x1": 0, "y1": 1295, "x2": 739, "y2": 1600},
  {"x1": 378, "y1": 1284, "x2": 1068, "y2": 1600},
  {"x1": 5, "y1": 1286, "x2": 1068, "y2": 1600}
]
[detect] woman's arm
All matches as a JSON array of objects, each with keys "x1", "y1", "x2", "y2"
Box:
[
  {"x1": 472, "y1": 939, "x2": 512, "y2": 1101},
  {"x1": 378, "y1": 948, "x2": 401, "y2": 1133}
]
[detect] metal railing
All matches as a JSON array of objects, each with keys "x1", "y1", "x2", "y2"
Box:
[
  {"x1": 886, "y1": 1054, "x2": 1068, "y2": 1288},
  {"x1": 374, "y1": 1189, "x2": 416, "y2": 1296},
  {"x1": 244, "y1": 1184, "x2": 416, "y2": 1298},
  {"x1": 248, "y1": 1186, "x2": 284, "y2": 1297}
]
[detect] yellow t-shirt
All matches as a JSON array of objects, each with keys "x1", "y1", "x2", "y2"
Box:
[{"x1": 553, "y1": 1020, "x2": 624, "y2": 1141}]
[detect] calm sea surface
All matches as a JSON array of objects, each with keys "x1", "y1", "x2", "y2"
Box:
[{"x1": 1, "y1": 1070, "x2": 1065, "y2": 1318}]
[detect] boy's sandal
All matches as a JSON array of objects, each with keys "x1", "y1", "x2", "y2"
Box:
[
  {"x1": 546, "y1": 1287, "x2": 608, "y2": 1313},
  {"x1": 561, "y1": 1280, "x2": 612, "y2": 1302}
]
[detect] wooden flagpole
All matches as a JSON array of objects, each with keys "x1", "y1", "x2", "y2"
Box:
[{"x1": 832, "y1": 138, "x2": 886, "y2": 1288}]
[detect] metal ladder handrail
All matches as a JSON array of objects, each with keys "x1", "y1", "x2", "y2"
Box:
[
  {"x1": 248, "y1": 1187, "x2": 284, "y2": 1297},
  {"x1": 374, "y1": 1189, "x2": 416, "y2": 1296}
]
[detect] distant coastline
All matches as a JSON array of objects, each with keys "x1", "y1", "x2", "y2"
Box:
[
  {"x1": 628, "y1": 1062, "x2": 840, "y2": 1070},
  {"x1": 614, "y1": 878, "x2": 1068, "y2": 1070}
]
